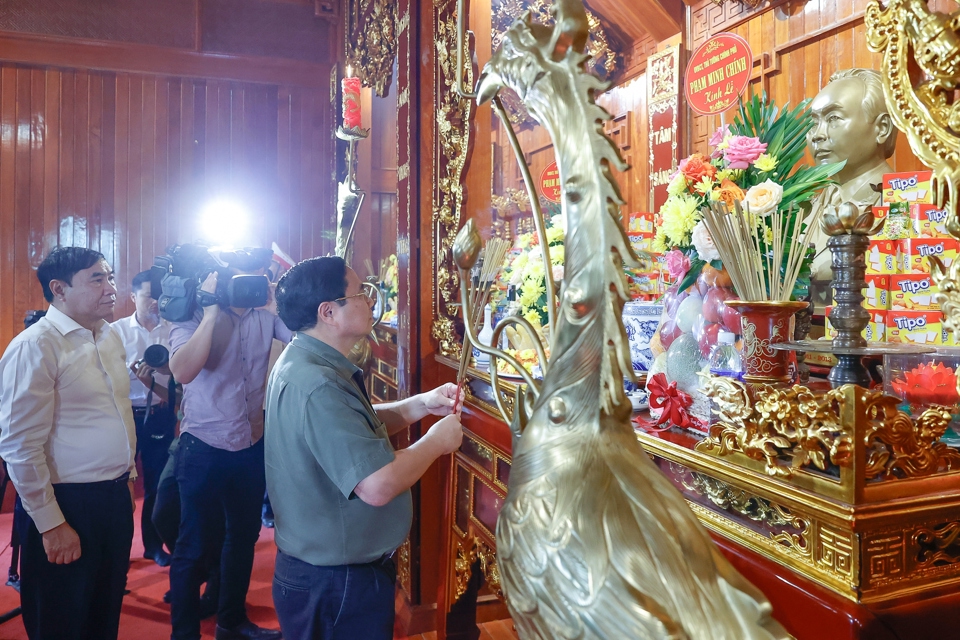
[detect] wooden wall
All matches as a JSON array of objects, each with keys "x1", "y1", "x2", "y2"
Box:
[
  {"x1": 684, "y1": 0, "x2": 956, "y2": 171},
  {"x1": 599, "y1": 74, "x2": 650, "y2": 216},
  {"x1": 488, "y1": 38, "x2": 659, "y2": 229},
  {"x1": 0, "y1": 1, "x2": 337, "y2": 352}
]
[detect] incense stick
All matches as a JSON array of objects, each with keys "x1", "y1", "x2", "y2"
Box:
[
  {"x1": 454, "y1": 237, "x2": 511, "y2": 410},
  {"x1": 701, "y1": 200, "x2": 820, "y2": 302}
]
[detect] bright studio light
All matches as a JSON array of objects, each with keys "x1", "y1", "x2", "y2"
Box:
[{"x1": 200, "y1": 199, "x2": 248, "y2": 246}]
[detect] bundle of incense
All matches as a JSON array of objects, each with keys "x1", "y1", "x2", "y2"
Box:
[
  {"x1": 455, "y1": 237, "x2": 511, "y2": 410},
  {"x1": 701, "y1": 200, "x2": 823, "y2": 302}
]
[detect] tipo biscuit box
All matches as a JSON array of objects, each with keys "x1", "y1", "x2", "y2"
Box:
[
  {"x1": 898, "y1": 237, "x2": 960, "y2": 273},
  {"x1": 889, "y1": 273, "x2": 940, "y2": 310},
  {"x1": 866, "y1": 239, "x2": 899, "y2": 275},
  {"x1": 910, "y1": 203, "x2": 952, "y2": 238},
  {"x1": 627, "y1": 212, "x2": 655, "y2": 236},
  {"x1": 833, "y1": 275, "x2": 889, "y2": 308},
  {"x1": 825, "y1": 307, "x2": 885, "y2": 342},
  {"x1": 629, "y1": 234, "x2": 657, "y2": 255},
  {"x1": 872, "y1": 206, "x2": 891, "y2": 240},
  {"x1": 883, "y1": 170, "x2": 934, "y2": 204},
  {"x1": 886, "y1": 309, "x2": 944, "y2": 345},
  {"x1": 863, "y1": 274, "x2": 890, "y2": 309}
]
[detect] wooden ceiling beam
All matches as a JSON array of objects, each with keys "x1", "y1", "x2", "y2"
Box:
[{"x1": 587, "y1": 0, "x2": 681, "y2": 43}]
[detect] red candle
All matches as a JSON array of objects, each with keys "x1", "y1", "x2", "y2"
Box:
[{"x1": 342, "y1": 77, "x2": 361, "y2": 129}]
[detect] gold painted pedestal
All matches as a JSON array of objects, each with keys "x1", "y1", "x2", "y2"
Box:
[{"x1": 641, "y1": 377, "x2": 960, "y2": 606}]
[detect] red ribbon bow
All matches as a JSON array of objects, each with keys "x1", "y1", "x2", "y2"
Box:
[{"x1": 635, "y1": 373, "x2": 693, "y2": 432}]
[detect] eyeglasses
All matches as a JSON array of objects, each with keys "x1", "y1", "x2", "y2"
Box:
[{"x1": 334, "y1": 281, "x2": 378, "y2": 304}]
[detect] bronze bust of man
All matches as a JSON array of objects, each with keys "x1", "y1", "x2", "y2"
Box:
[{"x1": 807, "y1": 68, "x2": 897, "y2": 297}]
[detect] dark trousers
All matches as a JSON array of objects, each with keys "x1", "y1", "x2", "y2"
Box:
[
  {"x1": 152, "y1": 438, "x2": 223, "y2": 597},
  {"x1": 170, "y1": 433, "x2": 265, "y2": 640},
  {"x1": 16, "y1": 477, "x2": 134, "y2": 640},
  {"x1": 133, "y1": 405, "x2": 175, "y2": 554},
  {"x1": 272, "y1": 549, "x2": 396, "y2": 640},
  {"x1": 151, "y1": 438, "x2": 182, "y2": 554}
]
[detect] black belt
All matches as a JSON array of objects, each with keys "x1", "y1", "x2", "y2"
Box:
[{"x1": 60, "y1": 472, "x2": 131, "y2": 489}]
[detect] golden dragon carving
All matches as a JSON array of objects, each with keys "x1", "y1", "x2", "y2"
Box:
[
  {"x1": 698, "y1": 377, "x2": 854, "y2": 479},
  {"x1": 866, "y1": 1, "x2": 960, "y2": 368},
  {"x1": 452, "y1": 0, "x2": 791, "y2": 636},
  {"x1": 699, "y1": 376, "x2": 960, "y2": 480},
  {"x1": 865, "y1": 0, "x2": 960, "y2": 227}
]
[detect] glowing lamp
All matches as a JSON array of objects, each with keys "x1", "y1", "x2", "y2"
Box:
[{"x1": 199, "y1": 199, "x2": 248, "y2": 247}]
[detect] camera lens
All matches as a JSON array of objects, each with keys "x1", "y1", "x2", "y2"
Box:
[{"x1": 143, "y1": 344, "x2": 170, "y2": 368}]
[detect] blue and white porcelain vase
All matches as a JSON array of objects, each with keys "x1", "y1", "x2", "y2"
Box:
[{"x1": 622, "y1": 301, "x2": 664, "y2": 373}]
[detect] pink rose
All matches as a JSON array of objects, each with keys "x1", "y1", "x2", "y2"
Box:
[
  {"x1": 708, "y1": 124, "x2": 731, "y2": 159},
  {"x1": 722, "y1": 136, "x2": 767, "y2": 169},
  {"x1": 664, "y1": 250, "x2": 691, "y2": 280}
]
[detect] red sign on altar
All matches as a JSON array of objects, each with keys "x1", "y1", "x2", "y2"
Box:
[
  {"x1": 684, "y1": 33, "x2": 752, "y2": 116},
  {"x1": 539, "y1": 161, "x2": 561, "y2": 203},
  {"x1": 648, "y1": 45, "x2": 681, "y2": 214}
]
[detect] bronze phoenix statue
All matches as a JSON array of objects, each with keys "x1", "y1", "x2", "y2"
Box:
[{"x1": 452, "y1": 0, "x2": 792, "y2": 636}]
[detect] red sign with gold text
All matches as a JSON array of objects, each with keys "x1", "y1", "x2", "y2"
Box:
[
  {"x1": 539, "y1": 161, "x2": 561, "y2": 203},
  {"x1": 648, "y1": 45, "x2": 680, "y2": 213},
  {"x1": 684, "y1": 33, "x2": 752, "y2": 116}
]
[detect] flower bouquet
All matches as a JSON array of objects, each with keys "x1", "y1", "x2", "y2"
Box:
[
  {"x1": 370, "y1": 254, "x2": 399, "y2": 327},
  {"x1": 648, "y1": 91, "x2": 844, "y2": 424},
  {"x1": 502, "y1": 212, "x2": 565, "y2": 329}
]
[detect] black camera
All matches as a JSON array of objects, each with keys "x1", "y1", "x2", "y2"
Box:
[
  {"x1": 137, "y1": 344, "x2": 170, "y2": 369},
  {"x1": 151, "y1": 244, "x2": 273, "y2": 322}
]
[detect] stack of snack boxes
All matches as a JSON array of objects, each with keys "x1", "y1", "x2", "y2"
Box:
[
  {"x1": 824, "y1": 170, "x2": 958, "y2": 347},
  {"x1": 626, "y1": 212, "x2": 665, "y2": 300}
]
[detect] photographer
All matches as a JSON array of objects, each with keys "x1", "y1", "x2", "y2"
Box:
[
  {"x1": 167, "y1": 254, "x2": 290, "y2": 640},
  {"x1": 110, "y1": 270, "x2": 175, "y2": 567}
]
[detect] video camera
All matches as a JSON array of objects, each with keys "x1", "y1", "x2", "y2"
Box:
[{"x1": 151, "y1": 244, "x2": 274, "y2": 322}]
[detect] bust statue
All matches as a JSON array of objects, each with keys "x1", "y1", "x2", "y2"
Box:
[{"x1": 807, "y1": 68, "x2": 897, "y2": 296}]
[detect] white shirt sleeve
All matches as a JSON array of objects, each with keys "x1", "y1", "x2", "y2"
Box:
[{"x1": 0, "y1": 339, "x2": 65, "y2": 533}]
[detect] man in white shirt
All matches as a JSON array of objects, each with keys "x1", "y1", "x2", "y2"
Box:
[
  {"x1": 111, "y1": 270, "x2": 175, "y2": 567},
  {"x1": 0, "y1": 247, "x2": 137, "y2": 640}
]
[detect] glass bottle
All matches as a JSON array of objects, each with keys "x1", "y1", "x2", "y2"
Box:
[
  {"x1": 708, "y1": 330, "x2": 742, "y2": 379},
  {"x1": 500, "y1": 286, "x2": 520, "y2": 349}
]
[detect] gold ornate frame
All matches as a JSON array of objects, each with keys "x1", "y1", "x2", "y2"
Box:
[{"x1": 430, "y1": 0, "x2": 475, "y2": 359}]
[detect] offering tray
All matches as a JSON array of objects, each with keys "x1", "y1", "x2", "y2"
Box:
[{"x1": 771, "y1": 340, "x2": 935, "y2": 388}]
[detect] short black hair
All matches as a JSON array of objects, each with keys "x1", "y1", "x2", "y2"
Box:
[
  {"x1": 36, "y1": 247, "x2": 106, "y2": 302},
  {"x1": 276, "y1": 256, "x2": 348, "y2": 332},
  {"x1": 132, "y1": 270, "x2": 152, "y2": 293}
]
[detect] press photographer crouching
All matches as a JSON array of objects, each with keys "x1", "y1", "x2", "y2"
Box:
[
  {"x1": 110, "y1": 270, "x2": 176, "y2": 568},
  {"x1": 162, "y1": 245, "x2": 289, "y2": 640}
]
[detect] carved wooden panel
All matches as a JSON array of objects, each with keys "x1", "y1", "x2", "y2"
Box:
[
  {"x1": 688, "y1": 0, "x2": 786, "y2": 50},
  {"x1": 450, "y1": 430, "x2": 511, "y2": 606},
  {"x1": 344, "y1": 0, "x2": 397, "y2": 97},
  {"x1": 201, "y1": 0, "x2": 336, "y2": 63},
  {"x1": 368, "y1": 327, "x2": 399, "y2": 402},
  {"x1": 0, "y1": 0, "x2": 197, "y2": 48},
  {"x1": 621, "y1": 34, "x2": 659, "y2": 79}
]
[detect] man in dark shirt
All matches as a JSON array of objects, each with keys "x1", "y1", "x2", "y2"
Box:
[{"x1": 265, "y1": 256, "x2": 462, "y2": 639}]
